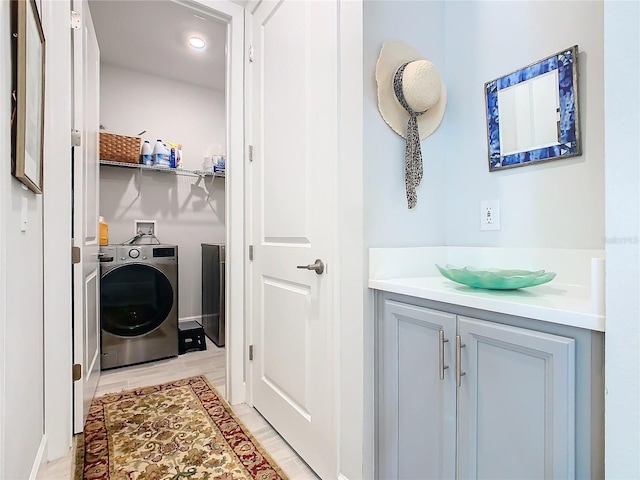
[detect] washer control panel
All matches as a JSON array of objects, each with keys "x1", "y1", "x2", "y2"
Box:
[{"x1": 100, "y1": 244, "x2": 177, "y2": 265}]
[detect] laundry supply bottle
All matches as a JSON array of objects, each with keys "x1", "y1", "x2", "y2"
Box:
[
  {"x1": 162, "y1": 143, "x2": 172, "y2": 167},
  {"x1": 153, "y1": 139, "x2": 167, "y2": 166},
  {"x1": 99, "y1": 216, "x2": 109, "y2": 246},
  {"x1": 168, "y1": 143, "x2": 177, "y2": 168},
  {"x1": 140, "y1": 140, "x2": 153, "y2": 165},
  {"x1": 176, "y1": 144, "x2": 183, "y2": 168},
  {"x1": 214, "y1": 154, "x2": 225, "y2": 173}
]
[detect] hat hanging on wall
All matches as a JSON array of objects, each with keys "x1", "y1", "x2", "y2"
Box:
[{"x1": 376, "y1": 39, "x2": 447, "y2": 209}]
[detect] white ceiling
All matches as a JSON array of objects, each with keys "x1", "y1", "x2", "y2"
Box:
[{"x1": 89, "y1": 0, "x2": 228, "y2": 91}]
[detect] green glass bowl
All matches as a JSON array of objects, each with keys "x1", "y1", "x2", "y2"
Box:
[{"x1": 436, "y1": 264, "x2": 556, "y2": 290}]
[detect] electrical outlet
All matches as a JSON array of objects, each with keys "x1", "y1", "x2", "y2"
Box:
[{"x1": 480, "y1": 200, "x2": 500, "y2": 231}]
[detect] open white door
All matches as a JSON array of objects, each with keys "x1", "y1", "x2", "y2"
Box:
[
  {"x1": 72, "y1": 0, "x2": 101, "y2": 433},
  {"x1": 249, "y1": 1, "x2": 339, "y2": 478}
]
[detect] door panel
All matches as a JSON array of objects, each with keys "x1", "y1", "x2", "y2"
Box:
[
  {"x1": 250, "y1": 0, "x2": 338, "y2": 477},
  {"x1": 262, "y1": 278, "x2": 310, "y2": 413},
  {"x1": 84, "y1": 273, "x2": 98, "y2": 369},
  {"x1": 379, "y1": 300, "x2": 457, "y2": 480},
  {"x1": 457, "y1": 316, "x2": 576, "y2": 479},
  {"x1": 72, "y1": 0, "x2": 100, "y2": 433}
]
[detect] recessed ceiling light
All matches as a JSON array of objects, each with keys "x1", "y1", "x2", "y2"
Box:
[{"x1": 188, "y1": 37, "x2": 206, "y2": 50}]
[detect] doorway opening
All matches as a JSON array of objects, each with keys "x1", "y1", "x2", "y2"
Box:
[{"x1": 88, "y1": 0, "x2": 235, "y2": 404}]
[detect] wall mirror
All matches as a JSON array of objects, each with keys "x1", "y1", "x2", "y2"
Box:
[{"x1": 485, "y1": 45, "x2": 581, "y2": 171}]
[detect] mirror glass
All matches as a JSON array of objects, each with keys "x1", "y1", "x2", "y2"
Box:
[{"x1": 485, "y1": 46, "x2": 581, "y2": 171}]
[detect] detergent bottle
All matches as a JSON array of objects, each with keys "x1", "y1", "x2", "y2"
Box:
[{"x1": 99, "y1": 216, "x2": 109, "y2": 246}]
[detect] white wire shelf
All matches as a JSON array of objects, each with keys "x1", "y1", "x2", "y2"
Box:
[{"x1": 99, "y1": 159, "x2": 225, "y2": 178}]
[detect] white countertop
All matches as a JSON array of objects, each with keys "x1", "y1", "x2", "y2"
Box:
[{"x1": 369, "y1": 276, "x2": 605, "y2": 332}]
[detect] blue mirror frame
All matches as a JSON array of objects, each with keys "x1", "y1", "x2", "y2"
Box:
[{"x1": 485, "y1": 45, "x2": 581, "y2": 171}]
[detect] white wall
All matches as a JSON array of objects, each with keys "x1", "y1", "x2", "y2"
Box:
[
  {"x1": 363, "y1": 1, "x2": 447, "y2": 248},
  {"x1": 101, "y1": 63, "x2": 226, "y2": 170},
  {"x1": 0, "y1": 1, "x2": 46, "y2": 477},
  {"x1": 604, "y1": 1, "x2": 640, "y2": 478},
  {"x1": 99, "y1": 64, "x2": 226, "y2": 320},
  {"x1": 364, "y1": 1, "x2": 604, "y2": 251},
  {"x1": 443, "y1": 1, "x2": 604, "y2": 249}
]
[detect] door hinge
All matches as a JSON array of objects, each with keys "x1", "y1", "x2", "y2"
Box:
[
  {"x1": 71, "y1": 129, "x2": 81, "y2": 147},
  {"x1": 72, "y1": 245, "x2": 81, "y2": 264},
  {"x1": 248, "y1": 145, "x2": 253, "y2": 162},
  {"x1": 248, "y1": 245, "x2": 254, "y2": 261},
  {"x1": 248, "y1": 45, "x2": 254, "y2": 63},
  {"x1": 249, "y1": 345, "x2": 254, "y2": 361},
  {"x1": 70, "y1": 11, "x2": 81, "y2": 30},
  {"x1": 72, "y1": 363, "x2": 82, "y2": 381}
]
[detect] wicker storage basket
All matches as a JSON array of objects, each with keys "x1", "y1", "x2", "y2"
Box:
[{"x1": 99, "y1": 132, "x2": 142, "y2": 164}]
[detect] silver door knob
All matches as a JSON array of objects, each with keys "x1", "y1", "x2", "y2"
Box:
[{"x1": 297, "y1": 259, "x2": 325, "y2": 275}]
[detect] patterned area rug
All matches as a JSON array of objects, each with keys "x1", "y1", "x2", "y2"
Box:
[{"x1": 75, "y1": 376, "x2": 288, "y2": 480}]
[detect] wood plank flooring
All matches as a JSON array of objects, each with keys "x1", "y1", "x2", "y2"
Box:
[{"x1": 37, "y1": 338, "x2": 319, "y2": 479}]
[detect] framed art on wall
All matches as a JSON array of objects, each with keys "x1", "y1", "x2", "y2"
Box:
[
  {"x1": 11, "y1": 0, "x2": 46, "y2": 193},
  {"x1": 485, "y1": 46, "x2": 581, "y2": 172}
]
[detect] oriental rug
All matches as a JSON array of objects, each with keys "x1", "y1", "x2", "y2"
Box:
[{"x1": 75, "y1": 376, "x2": 288, "y2": 480}]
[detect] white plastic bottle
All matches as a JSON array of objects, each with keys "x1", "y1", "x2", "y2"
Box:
[
  {"x1": 153, "y1": 139, "x2": 167, "y2": 167},
  {"x1": 140, "y1": 140, "x2": 153, "y2": 165},
  {"x1": 213, "y1": 154, "x2": 225, "y2": 173}
]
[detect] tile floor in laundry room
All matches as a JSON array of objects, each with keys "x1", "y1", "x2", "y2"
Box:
[{"x1": 37, "y1": 338, "x2": 318, "y2": 479}]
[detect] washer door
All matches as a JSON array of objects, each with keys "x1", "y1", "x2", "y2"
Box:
[{"x1": 101, "y1": 263, "x2": 174, "y2": 337}]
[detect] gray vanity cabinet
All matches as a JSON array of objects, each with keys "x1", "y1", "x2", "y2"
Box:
[
  {"x1": 378, "y1": 296, "x2": 586, "y2": 480},
  {"x1": 379, "y1": 300, "x2": 457, "y2": 480},
  {"x1": 456, "y1": 316, "x2": 575, "y2": 479}
]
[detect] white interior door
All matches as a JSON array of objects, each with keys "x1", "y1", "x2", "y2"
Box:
[
  {"x1": 72, "y1": 0, "x2": 101, "y2": 433},
  {"x1": 249, "y1": 1, "x2": 339, "y2": 478}
]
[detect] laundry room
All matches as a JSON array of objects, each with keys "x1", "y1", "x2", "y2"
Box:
[{"x1": 91, "y1": 0, "x2": 228, "y2": 368}]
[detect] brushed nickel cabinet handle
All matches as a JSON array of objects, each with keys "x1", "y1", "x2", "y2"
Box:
[
  {"x1": 439, "y1": 330, "x2": 449, "y2": 380},
  {"x1": 456, "y1": 335, "x2": 466, "y2": 387}
]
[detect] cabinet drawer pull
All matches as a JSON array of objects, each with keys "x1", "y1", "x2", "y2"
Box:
[
  {"x1": 439, "y1": 330, "x2": 449, "y2": 380},
  {"x1": 456, "y1": 335, "x2": 466, "y2": 387}
]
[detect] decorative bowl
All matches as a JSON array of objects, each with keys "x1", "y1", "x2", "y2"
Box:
[{"x1": 435, "y1": 264, "x2": 556, "y2": 290}]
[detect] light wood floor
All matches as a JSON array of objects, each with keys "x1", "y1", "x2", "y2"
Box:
[{"x1": 37, "y1": 338, "x2": 319, "y2": 480}]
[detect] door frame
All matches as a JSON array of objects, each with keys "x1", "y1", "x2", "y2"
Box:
[
  {"x1": 42, "y1": 0, "x2": 246, "y2": 464},
  {"x1": 42, "y1": 0, "x2": 75, "y2": 461},
  {"x1": 181, "y1": 0, "x2": 247, "y2": 405},
  {"x1": 71, "y1": 0, "x2": 102, "y2": 434}
]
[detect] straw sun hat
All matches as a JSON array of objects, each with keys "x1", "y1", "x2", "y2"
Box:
[
  {"x1": 375, "y1": 39, "x2": 447, "y2": 140},
  {"x1": 375, "y1": 40, "x2": 447, "y2": 209}
]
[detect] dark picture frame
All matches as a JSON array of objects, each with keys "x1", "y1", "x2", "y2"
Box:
[{"x1": 11, "y1": 0, "x2": 46, "y2": 193}]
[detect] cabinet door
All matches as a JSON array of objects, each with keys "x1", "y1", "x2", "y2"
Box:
[
  {"x1": 379, "y1": 300, "x2": 457, "y2": 480},
  {"x1": 457, "y1": 316, "x2": 576, "y2": 480}
]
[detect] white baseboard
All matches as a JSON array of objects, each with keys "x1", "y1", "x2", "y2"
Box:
[
  {"x1": 29, "y1": 434, "x2": 48, "y2": 480},
  {"x1": 337, "y1": 474, "x2": 350, "y2": 480}
]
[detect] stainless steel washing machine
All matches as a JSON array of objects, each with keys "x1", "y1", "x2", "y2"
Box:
[{"x1": 99, "y1": 244, "x2": 178, "y2": 370}]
